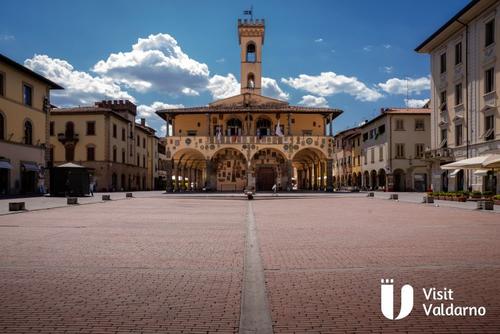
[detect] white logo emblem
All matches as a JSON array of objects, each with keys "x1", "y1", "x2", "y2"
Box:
[{"x1": 381, "y1": 279, "x2": 414, "y2": 320}]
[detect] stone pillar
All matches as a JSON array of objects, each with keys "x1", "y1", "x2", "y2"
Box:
[
  {"x1": 308, "y1": 166, "x2": 313, "y2": 190},
  {"x1": 175, "y1": 163, "x2": 180, "y2": 191},
  {"x1": 165, "y1": 114, "x2": 170, "y2": 137},
  {"x1": 206, "y1": 159, "x2": 217, "y2": 191},
  {"x1": 165, "y1": 160, "x2": 174, "y2": 192},
  {"x1": 320, "y1": 161, "x2": 325, "y2": 190},
  {"x1": 326, "y1": 159, "x2": 334, "y2": 192},
  {"x1": 286, "y1": 160, "x2": 293, "y2": 191},
  {"x1": 172, "y1": 116, "x2": 176, "y2": 136},
  {"x1": 329, "y1": 114, "x2": 334, "y2": 136},
  {"x1": 188, "y1": 167, "x2": 193, "y2": 191}
]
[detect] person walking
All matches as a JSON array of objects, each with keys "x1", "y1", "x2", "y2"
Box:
[
  {"x1": 89, "y1": 179, "x2": 95, "y2": 196},
  {"x1": 272, "y1": 183, "x2": 277, "y2": 196}
]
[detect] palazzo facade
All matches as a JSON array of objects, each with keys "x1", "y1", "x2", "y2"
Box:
[{"x1": 157, "y1": 18, "x2": 342, "y2": 192}]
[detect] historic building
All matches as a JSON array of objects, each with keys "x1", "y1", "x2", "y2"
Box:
[
  {"x1": 0, "y1": 53, "x2": 63, "y2": 195},
  {"x1": 332, "y1": 126, "x2": 361, "y2": 189},
  {"x1": 49, "y1": 100, "x2": 158, "y2": 192},
  {"x1": 416, "y1": 0, "x2": 500, "y2": 193},
  {"x1": 156, "y1": 18, "x2": 342, "y2": 192},
  {"x1": 359, "y1": 107, "x2": 431, "y2": 192}
]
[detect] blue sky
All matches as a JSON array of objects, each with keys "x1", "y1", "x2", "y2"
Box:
[{"x1": 0, "y1": 0, "x2": 470, "y2": 135}]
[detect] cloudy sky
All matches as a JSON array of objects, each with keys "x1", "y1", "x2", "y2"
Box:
[{"x1": 1, "y1": 0, "x2": 469, "y2": 135}]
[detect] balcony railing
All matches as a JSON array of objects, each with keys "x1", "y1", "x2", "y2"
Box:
[{"x1": 165, "y1": 135, "x2": 332, "y2": 147}]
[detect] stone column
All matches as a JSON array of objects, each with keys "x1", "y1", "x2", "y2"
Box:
[
  {"x1": 308, "y1": 166, "x2": 313, "y2": 190},
  {"x1": 165, "y1": 160, "x2": 174, "y2": 192},
  {"x1": 172, "y1": 116, "x2": 176, "y2": 137},
  {"x1": 206, "y1": 113, "x2": 211, "y2": 137},
  {"x1": 286, "y1": 160, "x2": 293, "y2": 191},
  {"x1": 206, "y1": 159, "x2": 217, "y2": 191},
  {"x1": 188, "y1": 167, "x2": 193, "y2": 191},
  {"x1": 175, "y1": 162, "x2": 180, "y2": 191},
  {"x1": 165, "y1": 114, "x2": 170, "y2": 137},
  {"x1": 320, "y1": 161, "x2": 325, "y2": 190},
  {"x1": 329, "y1": 114, "x2": 334, "y2": 136},
  {"x1": 326, "y1": 159, "x2": 334, "y2": 192}
]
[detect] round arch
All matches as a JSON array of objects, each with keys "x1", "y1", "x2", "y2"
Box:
[
  {"x1": 211, "y1": 148, "x2": 248, "y2": 192},
  {"x1": 292, "y1": 147, "x2": 328, "y2": 191},
  {"x1": 172, "y1": 148, "x2": 207, "y2": 191}
]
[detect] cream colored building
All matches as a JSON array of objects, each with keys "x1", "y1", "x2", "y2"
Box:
[
  {"x1": 50, "y1": 100, "x2": 158, "y2": 192},
  {"x1": 156, "y1": 18, "x2": 342, "y2": 192},
  {"x1": 0, "y1": 53, "x2": 63, "y2": 195},
  {"x1": 359, "y1": 108, "x2": 431, "y2": 192},
  {"x1": 416, "y1": 0, "x2": 500, "y2": 193},
  {"x1": 332, "y1": 127, "x2": 361, "y2": 189}
]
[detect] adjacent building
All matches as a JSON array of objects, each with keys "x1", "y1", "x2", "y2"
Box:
[
  {"x1": 0, "y1": 54, "x2": 63, "y2": 195},
  {"x1": 49, "y1": 100, "x2": 158, "y2": 192},
  {"x1": 156, "y1": 18, "x2": 342, "y2": 192},
  {"x1": 333, "y1": 107, "x2": 431, "y2": 192},
  {"x1": 416, "y1": 0, "x2": 500, "y2": 193}
]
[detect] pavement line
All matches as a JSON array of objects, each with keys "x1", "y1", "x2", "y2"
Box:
[{"x1": 239, "y1": 201, "x2": 274, "y2": 334}]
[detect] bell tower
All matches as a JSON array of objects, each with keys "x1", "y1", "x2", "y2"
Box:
[{"x1": 238, "y1": 18, "x2": 265, "y2": 95}]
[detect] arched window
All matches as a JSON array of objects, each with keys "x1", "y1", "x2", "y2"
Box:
[
  {"x1": 246, "y1": 42, "x2": 256, "y2": 62},
  {"x1": 0, "y1": 112, "x2": 4, "y2": 140},
  {"x1": 256, "y1": 118, "x2": 272, "y2": 137},
  {"x1": 226, "y1": 118, "x2": 242, "y2": 136},
  {"x1": 247, "y1": 73, "x2": 255, "y2": 89},
  {"x1": 65, "y1": 121, "x2": 74, "y2": 138},
  {"x1": 24, "y1": 120, "x2": 33, "y2": 145}
]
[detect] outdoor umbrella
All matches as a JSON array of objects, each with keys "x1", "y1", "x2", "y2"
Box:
[{"x1": 481, "y1": 153, "x2": 500, "y2": 168}]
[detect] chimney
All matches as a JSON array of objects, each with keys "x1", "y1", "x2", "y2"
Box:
[{"x1": 141, "y1": 118, "x2": 146, "y2": 126}]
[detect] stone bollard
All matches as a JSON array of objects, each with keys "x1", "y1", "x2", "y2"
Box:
[
  {"x1": 126, "y1": 192, "x2": 133, "y2": 198},
  {"x1": 102, "y1": 194, "x2": 111, "y2": 201},
  {"x1": 423, "y1": 195, "x2": 434, "y2": 204},
  {"x1": 389, "y1": 194, "x2": 398, "y2": 200},
  {"x1": 67, "y1": 197, "x2": 78, "y2": 205},
  {"x1": 367, "y1": 192, "x2": 374, "y2": 197},
  {"x1": 9, "y1": 202, "x2": 25, "y2": 211}
]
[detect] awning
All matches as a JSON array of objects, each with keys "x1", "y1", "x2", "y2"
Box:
[
  {"x1": 56, "y1": 162, "x2": 86, "y2": 168},
  {"x1": 474, "y1": 169, "x2": 489, "y2": 177},
  {"x1": 0, "y1": 161, "x2": 12, "y2": 170},
  {"x1": 482, "y1": 154, "x2": 500, "y2": 168},
  {"x1": 441, "y1": 156, "x2": 491, "y2": 170},
  {"x1": 21, "y1": 162, "x2": 40, "y2": 172},
  {"x1": 449, "y1": 169, "x2": 461, "y2": 177}
]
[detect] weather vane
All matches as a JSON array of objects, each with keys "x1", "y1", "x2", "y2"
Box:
[{"x1": 243, "y1": 5, "x2": 253, "y2": 21}]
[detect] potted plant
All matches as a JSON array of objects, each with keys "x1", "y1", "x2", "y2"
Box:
[
  {"x1": 471, "y1": 191, "x2": 482, "y2": 200},
  {"x1": 493, "y1": 195, "x2": 500, "y2": 206},
  {"x1": 482, "y1": 191, "x2": 494, "y2": 200}
]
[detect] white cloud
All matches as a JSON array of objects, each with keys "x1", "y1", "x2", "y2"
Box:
[
  {"x1": 137, "y1": 101, "x2": 184, "y2": 118},
  {"x1": 215, "y1": 58, "x2": 225, "y2": 63},
  {"x1": 24, "y1": 54, "x2": 134, "y2": 106},
  {"x1": 207, "y1": 73, "x2": 240, "y2": 99},
  {"x1": 93, "y1": 33, "x2": 210, "y2": 96},
  {"x1": 378, "y1": 76, "x2": 430, "y2": 95},
  {"x1": 381, "y1": 66, "x2": 394, "y2": 74},
  {"x1": 0, "y1": 34, "x2": 15, "y2": 41},
  {"x1": 383, "y1": 44, "x2": 392, "y2": 49},
  {"x1": 363, "y1": 45, "x2": 372, "y2": 52},
  {"x1": 314, "y1": 38, "x2": 323, "y2": 43},
  {"x1": 282, "y1": 71, "x2": 383, "y2": 102},
  {"x1": 405, "y1": 98, "x2": 429, "y2": 108},
  {"x1": 298, "y1": 95, "x2": 328, "y2": 108},
  {"x1": 160, "y1": 124, "x2": 167, "y2": 136},
  {"x1": 262, "y1": 77, "x2": 289, "y2": 100}
]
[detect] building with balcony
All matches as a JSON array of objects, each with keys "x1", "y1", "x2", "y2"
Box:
[
  {"x1": 416, "y1": 0, "x2": 500, "y2": 193},
  {"x1": 49, "y1": 100, "x2": 158, "y2": 192},
  {"x1": 0, "y1": 53, "x2": 63, "y2": 195},
  {"x1": 156, "y1": 18, "x2": 342, "y2": 192}
]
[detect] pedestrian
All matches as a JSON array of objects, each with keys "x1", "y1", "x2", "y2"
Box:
[
  {"x1": 89, "y1": 179, "x2": 95, "y2": 196},
  {"x1": 272, "y1": 183, "x2": 277, "y2": 196}
]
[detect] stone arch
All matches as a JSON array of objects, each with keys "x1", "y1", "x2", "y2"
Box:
[
  {"x1": 246, "y1": 41, "x2": 256, "y2": 62},
  {"x1": 393, "y1": 168, "x2": 406, "y2": 192},
  {"x1": 378, "y1": 168, "x2": 387, "y2": 190},
  {"x1": 292, "y1": 147, "x2": 328, "y2": 191},
  {"x1": 251, "y1": 147, "x2": 288, "y2": 191},
  {"x1": 172, "y1": 148, "x2": 206, "y2": 191},
  {"x1": 370, "y1": 170, "x2": 377, "y2": 190},
  {"x1": 212, "y1": 148, "x2": 248, "y2": 192}
]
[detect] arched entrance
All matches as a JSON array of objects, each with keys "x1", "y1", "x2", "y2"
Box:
[
  {"x1": 370, "y1": 170, "x2": 377, "y2": 190},
  {"x1": 363, "y1": 171, "x2": 370, "y2": 190},
  {"x1": 378, "y1": 169, "x2": 386, "y2": 190},
  {"x1": 393, "y1": 169, "x2": 406, "y2": 192},
  {"x1": 252, "y1": 148, "x2": 287, "y2": 191},
  {"x1": 212, "y1": 148, "x2": 247, "y2": 192},
  {"x1": 172, "y1": 148, "x2": 207, "y2": 192},
  {"x1": 292, "y1": 148, "x2": 328, "y2": 191}
]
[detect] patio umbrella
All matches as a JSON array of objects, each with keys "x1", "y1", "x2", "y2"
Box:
[
  {"x1": 481, "y1": 153, "x2": 500, "y2": 168},
  {"x1": 440, "y1": 155, "x2": 491, "y2": 170}
]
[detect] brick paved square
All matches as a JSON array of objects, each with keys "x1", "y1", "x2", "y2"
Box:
[{"x1": 0, "y1": 195, "x2": 499, "y2": 333}]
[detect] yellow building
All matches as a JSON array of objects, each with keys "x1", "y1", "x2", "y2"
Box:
[
  {"x1": 156, "y1": 18, "x2": 342, "y2": 192},
  {"x1": 0, "y1": 53, "x2": 63, "y2": 195},
  {"x1": 49, "y1": 100, "x2": 158, "y2": 192},
  {"x1": 416, "y1": 0, "x2": 500, "y2": 193},
  {"x1": 332, "y1": 127, "x2": 361, "y2": 190}
]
